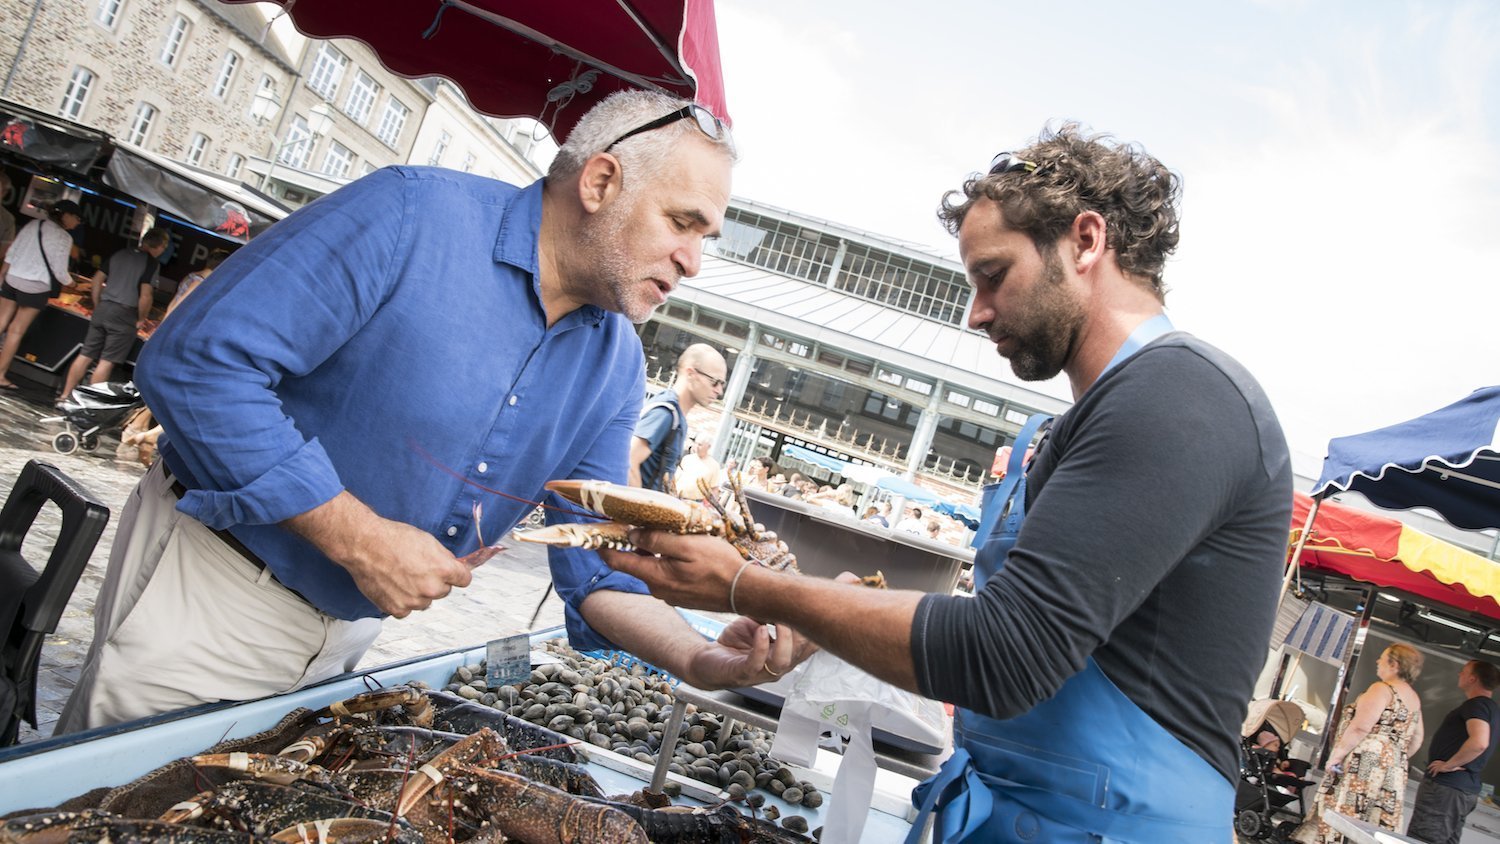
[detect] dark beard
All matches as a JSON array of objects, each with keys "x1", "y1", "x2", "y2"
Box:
[{"x1": 1000, "y1": 250, "x2": 1081, "y2": 382}]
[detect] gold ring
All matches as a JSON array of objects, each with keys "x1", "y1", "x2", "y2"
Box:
[{"x1": 764, "y1": 664, "x2": 782, "y2": 677}]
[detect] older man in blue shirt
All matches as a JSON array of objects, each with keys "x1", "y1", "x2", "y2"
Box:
[{"x1": 59, "y1": 91, "x2": 794, "y2": 732}]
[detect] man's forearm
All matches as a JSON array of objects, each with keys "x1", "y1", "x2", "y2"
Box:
[
  {"x1": 1444, "y1": 737, "x2": 1489, "y2": 770},
  {"x1": 283, "y1": 490, "x2": 377, "y2": 567},
  {"x1": 580, "y1": 589, "x2": 707, "y2": 679},
  {"x1": 737, "y1": 565, "x2": 923, "y2": 692}
]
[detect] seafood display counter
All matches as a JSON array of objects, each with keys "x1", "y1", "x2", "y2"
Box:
[{"x1": 0, "y1": 626, "x2": 921, "y2": 842}]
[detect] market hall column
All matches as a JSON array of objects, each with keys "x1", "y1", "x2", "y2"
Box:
[
  {"x1": 903, "y1": 379, "x2": 945, "y2": 481},
  {"x1": 710, "y1": 322, "x2": 757, "y2": 462}
]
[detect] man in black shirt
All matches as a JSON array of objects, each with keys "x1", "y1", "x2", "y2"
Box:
[
  {"x1": 1408, "y1": 660, "x2": 1500, "y2": 844},
  {"x1": 606, "y1": 124, "x2": 1292, "y2": 840}
]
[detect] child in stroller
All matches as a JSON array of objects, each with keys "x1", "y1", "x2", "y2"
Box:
[
  {"x1": 1235, "y1": 699, "x2": 1317, "y2": 841},
  {"x1": 41, "y1": 381, "x2": 144, "y2": 455}
]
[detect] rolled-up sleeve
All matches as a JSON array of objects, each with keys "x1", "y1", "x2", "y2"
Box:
[
  {"x1": 547, "y1": 370, "x2": 649, "y2": 651},
  {"x1": 139, "y1": 169, "x2": 410, "y2": 528}
]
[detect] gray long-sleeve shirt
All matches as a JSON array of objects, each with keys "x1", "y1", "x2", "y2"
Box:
[{"x1": 912, "y1": 333, "x2": 1293, "y2": 782}]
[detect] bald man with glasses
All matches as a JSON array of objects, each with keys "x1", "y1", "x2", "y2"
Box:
[{"x1": 630, "y1": 342, "x2": 726, "y2": 491}]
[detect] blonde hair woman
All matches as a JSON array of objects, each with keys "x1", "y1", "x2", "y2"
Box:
[{"x1": 1293, "y1": 643, "x2": 1424, "y2": 842}]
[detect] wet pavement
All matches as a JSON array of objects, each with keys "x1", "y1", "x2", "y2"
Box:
[{"x1": 0, "y1": 375, "x2": 564, "y2": 744}]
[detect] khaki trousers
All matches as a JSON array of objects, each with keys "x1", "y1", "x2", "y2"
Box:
[{"x1": 56, "y1": 462, "x2": 382, "y2": 734}]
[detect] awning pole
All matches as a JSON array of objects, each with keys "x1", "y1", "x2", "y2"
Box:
[{"x1": 1279, "y1": 493, "x2": 1324, "y2": 606}]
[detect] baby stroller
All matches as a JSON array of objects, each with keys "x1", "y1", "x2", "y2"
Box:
[
  {"x1": 1235, "y1": 699, "x2": 1316, "y2": 841},
  {"x1": 41, "y1": 381, "x2": 144, "y2": 455}
]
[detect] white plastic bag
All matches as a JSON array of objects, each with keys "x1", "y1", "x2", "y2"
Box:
[{"x1": 771, "y1": 650, "x2": 949, "y2": 844}]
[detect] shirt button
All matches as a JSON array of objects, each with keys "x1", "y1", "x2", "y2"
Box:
[
  {"x1": 508, "y1": 395, "x2": 518, "y2": 406},
  {"x1": 477, "y1": 462, "x2": 489, "y2": 474},
  {"x1": 445, "y1": 526, "x2": 458, "y2": 537}
]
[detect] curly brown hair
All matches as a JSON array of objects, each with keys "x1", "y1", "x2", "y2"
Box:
[{"x1": 936, "y1": 122, "x2": 1182, "y2": 300}]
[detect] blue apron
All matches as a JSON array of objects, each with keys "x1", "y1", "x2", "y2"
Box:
[{"x1": 908, "y1": 315, "x2": 1233, "y2": 843}]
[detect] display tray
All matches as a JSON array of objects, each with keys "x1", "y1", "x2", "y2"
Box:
[{"x1": 0, "y1": 625, "x2": 917, "y2": 841}]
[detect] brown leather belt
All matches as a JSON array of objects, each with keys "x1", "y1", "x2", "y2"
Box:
[{"x1": 168, "y1": 479, "x2": 313, "y2": 606}]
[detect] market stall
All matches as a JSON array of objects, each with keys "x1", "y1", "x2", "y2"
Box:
[{"x1": 1, "y1": 98, "x2": 289, "y2": 389}]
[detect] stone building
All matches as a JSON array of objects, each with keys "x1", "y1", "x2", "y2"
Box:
[
  {"x1": 1, "y1": 0, "x2": 297, "y2": 177},
  {"x1": 0, "y1": 0, "x2": 551, "y2": 209}
]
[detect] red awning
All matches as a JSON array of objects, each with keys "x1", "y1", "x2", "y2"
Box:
[
  {"x1": 229, "y1": 0, "x2": 731, "y2": 141},
  {"x1": 1292, "y1": 492, "x2": 1500, "y2": 621}
]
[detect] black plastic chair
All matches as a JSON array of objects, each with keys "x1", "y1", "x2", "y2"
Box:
[{"x1": 0, "y1": 460, "x2": 109, "y2": 745}]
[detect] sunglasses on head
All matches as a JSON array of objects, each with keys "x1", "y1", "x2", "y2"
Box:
[
  {"x1": 988, "y1": 152, "x2": 1040, "y2": 176},
  {"x1": 606, "y1": 104, "x2": 726, "y2": 152}
]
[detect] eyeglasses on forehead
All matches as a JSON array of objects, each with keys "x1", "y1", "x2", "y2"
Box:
[
  {"x1": 606, "y1": 104, "x2": 725, "y2": 152},
  {"x1": 988, "y1": 152, "x2": 1039, "y2": 176}
]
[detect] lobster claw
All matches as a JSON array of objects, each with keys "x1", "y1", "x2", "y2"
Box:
[{"x1": 512, "y1": 522, "x2": 635, "y2": 550}]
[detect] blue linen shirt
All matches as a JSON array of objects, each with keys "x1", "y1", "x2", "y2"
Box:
[{"x1": 140, "y1": 167, "x2": 650, "y2": 649}]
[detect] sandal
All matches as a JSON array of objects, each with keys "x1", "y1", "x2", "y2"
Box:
[{"x1": 0, "y1": 382, "x2": 19, "y2": 392}]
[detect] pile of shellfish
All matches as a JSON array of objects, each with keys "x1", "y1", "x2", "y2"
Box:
[{"x1": 444, "y1": 638, "x2": 827, "y2": 833}]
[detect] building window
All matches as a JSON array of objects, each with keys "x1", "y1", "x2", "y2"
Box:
[
  {"x1": 278, "y1": 115, "x2": 313, "y2": 168},
  {"x1": 96, "y1": 0, "x2": 124, "y2": 28},
  {"x1": 126, "y1": 102, "x2": 157, "y2": 145},
  {"x1": 342, "y1": 70, "x2": 378, "y2": 124},
  {"x1": 160, "y1": 15, "x2": 190, "y2": 66},
  {"x1": 212, "y1": 51, "x2": 240, "y2": 99},
  {"x1": 321, "y1": 141, "x2": 353, "y2": 179},
  {"x1": 186, "y1": 132, "x2": 209, "y2": 165},
  {"x1": 427, "y1": 131, "x2": 450, "y2": 166},
  {"x1": 835, "y1": 241, "x2": 971, "y2": 327},
  {"x1": 375, "y1": 97, "x2": 409, "y2": 148},
  {"x1": 225, "y1": 153, "x2": 244, "y2": 179},
  {"x1": 710, "y1": 207, "x2": 841, "y2": 284},
  {"x1": 307, "y1": 43, "x2": 347, "y2": 101},
  {"x1": 358, "y1": 161, "x2": 377, "y2": 178},
  {"x1": 59, "y1": 67, "x2": 95, "y2": 120},
  {"x1": 461, "y1": 151, "x2": 476, "y2": 173}
]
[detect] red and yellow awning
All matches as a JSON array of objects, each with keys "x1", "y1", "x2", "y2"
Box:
[{"x1": 1292, "y1": 492, "x2": 1500, "y2": 620}]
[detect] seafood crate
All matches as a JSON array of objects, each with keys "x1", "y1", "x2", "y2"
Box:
[{"x1": 0, "y1": 625, "x2": 920, "y2": 841}]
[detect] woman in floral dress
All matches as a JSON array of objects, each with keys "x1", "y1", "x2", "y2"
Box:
[{"x1": 1294, "y1": 644, "x2": 1425, "y2": 843}]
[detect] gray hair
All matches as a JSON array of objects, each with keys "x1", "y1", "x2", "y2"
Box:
[{"x1": 547, "y1": 90, "x2": 737, "y2": 185}]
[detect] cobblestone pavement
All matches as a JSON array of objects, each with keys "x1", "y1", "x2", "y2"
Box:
[{"x1": 0, "y1": 380, "x2": 564, "y2": 744}]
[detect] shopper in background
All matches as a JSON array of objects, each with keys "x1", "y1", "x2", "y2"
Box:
[
  {"x1": 630, "y1": 343, "x2": 725, "y2": 491},
  {"x1": 1406, "y1": 660, "x2": 1500, "y2": 844},
  {"x1": 56, "y1": 228, "x2": 170, "y2": 401},
  {"x1": 0, "y1": 200, "x2": 83, "y2": 391},
  {"x1": 675, "y1": 437, "x2": 723, "y2": 500},
  {"x1": 1293, "y1": 644, "x2": 1425, "y2": 843}
]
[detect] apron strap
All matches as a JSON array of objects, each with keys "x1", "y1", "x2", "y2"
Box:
[{"x1": 970, "y1": 412, "x2": 1051, "y2": 550}]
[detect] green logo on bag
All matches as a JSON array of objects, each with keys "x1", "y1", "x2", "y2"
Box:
[
  {"x1": 836, "y1": 714, "x2": 849, "y2": 727},
  {"x1": 822, "y1": 704, "x2": 836, "y2": 718}
]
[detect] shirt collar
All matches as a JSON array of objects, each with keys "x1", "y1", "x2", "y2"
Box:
[
  {"x1": 494, "y1": 178, "x2": 544, "y2": 273},
  {"x1": 495, "y1": 178, "x2": 607, "y2": 328}
]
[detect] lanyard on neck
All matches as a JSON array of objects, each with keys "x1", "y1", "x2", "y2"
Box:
[{"x1": 1101, "y1": 313, "x2": 1174, "y2": 377}]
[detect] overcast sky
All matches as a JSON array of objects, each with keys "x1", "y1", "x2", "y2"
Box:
[{"x1": 711, "y1": 0, "x2": 1500, "y2": 477}]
